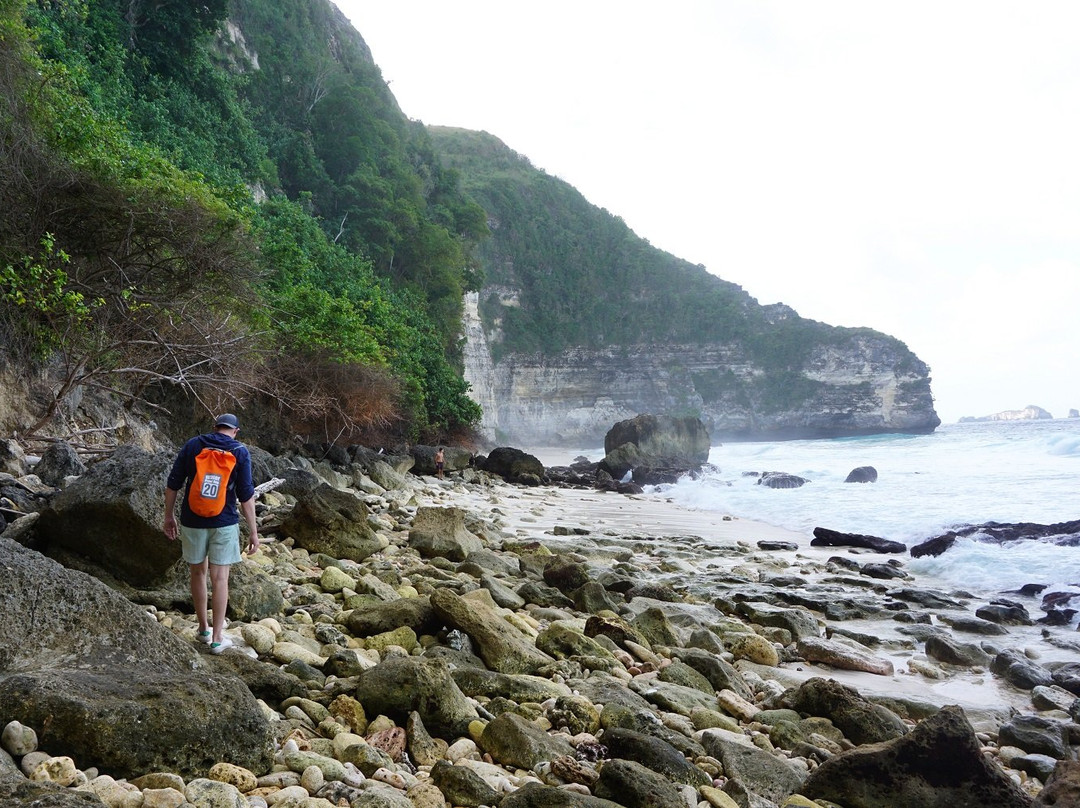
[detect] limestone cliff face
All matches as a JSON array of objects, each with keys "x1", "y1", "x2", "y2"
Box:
[
  {"x1": 463, "y1": 302, "x2": 940, "y2": 445},
  {"x1": 462, "y1": 292, "x2": 501, "y2": 439}
]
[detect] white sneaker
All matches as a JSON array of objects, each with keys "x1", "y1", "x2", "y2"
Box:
[
  {"x1": 209, "y1": 636, "x2": 234, "y2": 655},
  {"x1": 197, "y1": 629, "x2": 212, "y2": 644}
]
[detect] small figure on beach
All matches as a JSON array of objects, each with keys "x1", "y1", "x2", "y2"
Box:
[
  {"x1": 434, "y1": 446, "x2": 445, "y2": 479},
  {"x1": 163, "y1": 413, "x2": 258, "y2": 654}
]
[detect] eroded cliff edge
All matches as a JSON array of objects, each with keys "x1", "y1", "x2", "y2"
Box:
[{"x1": 464, "y1": 293, "x2": 940, "y2": 446}]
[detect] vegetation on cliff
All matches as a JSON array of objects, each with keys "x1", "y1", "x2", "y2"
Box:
[
  {"x1": 0, "y1": 0, "x2": 934, "y2": 448},
  {"x1": 431, "y1": 127, "x2": 932, "y2": 415},
  {"x1": 0, "y1": 0, "x2": 483, "y2": 445}
]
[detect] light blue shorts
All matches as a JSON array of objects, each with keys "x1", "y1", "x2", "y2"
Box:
[{"x1": 180, "y1": 524, "x2": 242, "y2": 566}]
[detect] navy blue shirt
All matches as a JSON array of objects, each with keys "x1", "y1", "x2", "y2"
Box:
[{"x1": 166, "y1": 432, "x2": 255, "y2": 529}]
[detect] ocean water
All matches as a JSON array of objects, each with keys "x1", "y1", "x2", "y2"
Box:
[
  {"x1": 537, "y1": 419, "x2": 1080, "y2": 605},
  {"x1": 654, "y1": 419, "x2": 1080, "y2": 601}
]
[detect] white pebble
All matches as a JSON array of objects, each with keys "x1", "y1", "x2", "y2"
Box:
[
  {"x1": 1, "y1": 720, "x2": 37, "y2": 756},
  {"x1": 265, "y1": 784, "x2": 310, "y2": 805},
  {"x1": 300, "y1": 764, "x2": 324, "y2": 794},
  {"x1": 31, "y1": 756, "x2": 80, "y2": 787},
  {"x1": 445, "y1": 738, "x2": 480, "y2": 762},
  {"x1": 342, "y1": 762, "x2": 366, "y2": 787},
  {"x1": 141, "y1": 788, "x2": 187, "y2": 808},
  {"x1": 372, "y1": 767, "x2": 408, "y2": 789}
]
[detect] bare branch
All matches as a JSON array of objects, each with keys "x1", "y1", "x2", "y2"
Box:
[{"x1": 333, "y1": 212, "x2": 348, "y2": 243}]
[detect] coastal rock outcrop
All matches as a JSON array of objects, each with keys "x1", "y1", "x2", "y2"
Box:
[
  {"x1": 0, "y1": 538, "x2": 274, "y2": 779},
  {"x1": 811, "y1": 526, "x2": 906, "y2": 554},
  {"x1": 802, "y1": 705, "x2": 1034, "y2": 807},
  {"x1": 478, "y1": 446, "x2": 545, "y2": 484},
  {"x1": 30, "y1": 445, "x2": 180, "y2": 583},
  {"x1": 599, "y1": 414, "x2": 710, "y2": 484},
  {"x1": 781, "y1": 678, "x2": 908, "y2": 745},
  {"x1": 1, "y1": 435, "x2": 1073, "y2": 808},
  {"x1": 757, "y1": 471, "x2": 809, "y2": 489},
  {"x1": 278, "y1": 483, "x2": 387, "y2": 562},
  {"x1": 844, "y1": 465, "x2": 878, "y2": 483},
  {"x1": 462, "y1": 294, "x2": 940, "y2": 444},
  {"x1": 960, "y1": 405, "x2": 1052, "y2": 422},
  {"x1": 410, "y1": 444, "x2": 471, "y2": 476}
]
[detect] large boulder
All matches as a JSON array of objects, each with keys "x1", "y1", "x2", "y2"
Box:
[
  {"x1": 604, "y1": 414, "x2": 711, "y2": 463},
  {"x1": 103, "y1": 555, "x2": 283, "y2": 622},
  {"x1": 0, "y1": 779, "x2": 106, "y2": 807},
  {"x1": 599, "y1": 414, "x2": 710, "y2": 484},
  {"x1": 699, "y1": 730, "x2": 807, "y2": 804},
  {"x1": 600, "y1": 727, "x2": 711, "y2": 787},
  {"x1": 430, "y1": 588, "x2": 555, "y2": 675},
  {"x1": 351, "y1": 445, "x2": 415, "y2": 476},
  {"x1": 247, "y1": 445, "x2": 294, "y2": 486},
  {"x1": 279, "y1": 483, "x2": 387, "y2": 562},
  {"x1": 0, "y1": 438, "x2": 27, "y2": 477},
  {"x1": 352, "y1": 656, "x2": 479, "y2": 739},
  {"x1": 410, "y1": 445, "x2": 471, "y2": 476},
  {"x1": 844, "y1": 466, "x2": 878, "y2": 483},
  {"x1": 592, "y1": 758, "x2": 686, "y2": 808},
  {"x1": 478, "y1": 447, "x2": 545, "y2": 484},
  {"x1": 802, "y1": 705, "x2": 1033, "y2": 808},
  {"x1": 782, "y1": 677, "x2": 907, "y2": 745},
  {"x1": 757, "y1": 471, "x2": 809, "y2": 489},
  {"x1": 33, "y1": 441, "x2": 86, "y2": 487},
  {"x1": 991, "y1": 649, "x2": 1055, "y2": 690},
  {"x1": 0, "y1": 539, "x2": 274, "y2": 779},
  {"x1": 31, "y1": 445, "x2": 181, "y2": 584},
  {"x1": 797, "y1": 636, "x2": 895, "y2": 676},
  {"x1": 345, "y1": 596, "x2": 439, "y2": 638},
  {"x1": 500, "y1": 781, "x2": 624, "y2": 808},
  {"x1": 1034, "y1": 761, "x2": 1080, "y2": 808},
  {"x1": 480, "y1": 712, "x2": 576, "y2": 770},
  {"x1": 408, "y1": 506, "x2": 483, "y2": 561}
]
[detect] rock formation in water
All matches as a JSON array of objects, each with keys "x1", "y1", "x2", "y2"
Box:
[{"x1": 960, "y1": 405, "x2": 1053, "y2": 423}]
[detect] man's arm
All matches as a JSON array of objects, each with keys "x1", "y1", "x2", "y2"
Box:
[
  {"x1": 240, "y1": 496, "x2": 259, "y2": 555},
  {"x1": 163, "y1": 487, "x2": 179, "y2": 540}
]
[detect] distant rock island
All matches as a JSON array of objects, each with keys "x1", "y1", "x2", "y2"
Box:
[{"x1": 959, "y1": 405, "x2": 1053, "y2": 423}]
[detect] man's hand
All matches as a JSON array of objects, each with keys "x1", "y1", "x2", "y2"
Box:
[
  {"x1": 163, "y1": 487, "x2": 179, "y2": 540},
  {"x1": 240, "y1": 496, "x2": 259, "y2": 555}
]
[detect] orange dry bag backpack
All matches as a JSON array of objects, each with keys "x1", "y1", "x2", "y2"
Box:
[{"x1": 187, "y1": 446, "x2": 237, "y2": 518}]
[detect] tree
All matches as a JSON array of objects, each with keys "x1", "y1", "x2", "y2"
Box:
[{"x1": 123, "y1": 0, "x2": 230, "y2": 76}]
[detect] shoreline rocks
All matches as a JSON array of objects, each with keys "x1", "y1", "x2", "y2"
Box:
[{"x1": 0, "y1": 441, "x2": 1077, "y2": 808}]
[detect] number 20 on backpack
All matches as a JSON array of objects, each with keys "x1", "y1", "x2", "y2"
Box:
[{"x1": 188, "y1": 447, "x2": 236, "y2": 517}]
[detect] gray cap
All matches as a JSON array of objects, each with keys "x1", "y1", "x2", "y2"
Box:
[{"x1": 214, "y1": 413, "x2": 239, "y2": 429}]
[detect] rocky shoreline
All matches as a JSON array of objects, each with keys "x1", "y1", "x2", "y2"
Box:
[{"x1": 1, "y1": 442, "x2": 1078, "y2": 808}]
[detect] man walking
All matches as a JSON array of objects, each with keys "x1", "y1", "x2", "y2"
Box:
[{"x1": 163, "y1": 413, "x2": 258, "y2": 654}]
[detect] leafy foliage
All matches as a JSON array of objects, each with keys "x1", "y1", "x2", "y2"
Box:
[
  {"x1": 1, "y1": 0, "x2": 484, "y2": 442},
  {"x1": 252, "y1": 198, "x2": 481, "y2": 436},
  {"x1": 229, "y1": 0, "x2": 488, "y2": 347}
]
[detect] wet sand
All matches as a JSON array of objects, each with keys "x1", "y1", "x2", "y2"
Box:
[{"x1": 419, "y1": 473, "x2": 1071, "y2": 722}]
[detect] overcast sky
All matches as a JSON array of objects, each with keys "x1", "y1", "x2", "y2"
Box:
[{"x1": 334, "y1": 1, "x2": 1080, "y2": 424}]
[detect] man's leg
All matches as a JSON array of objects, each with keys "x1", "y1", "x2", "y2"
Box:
[
  {"x1": 208, "y1": 563, "x2": 231, "y2": 643},
  {"x1": 190, "y1": 560, "x2": 209, "y2": 633}
]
